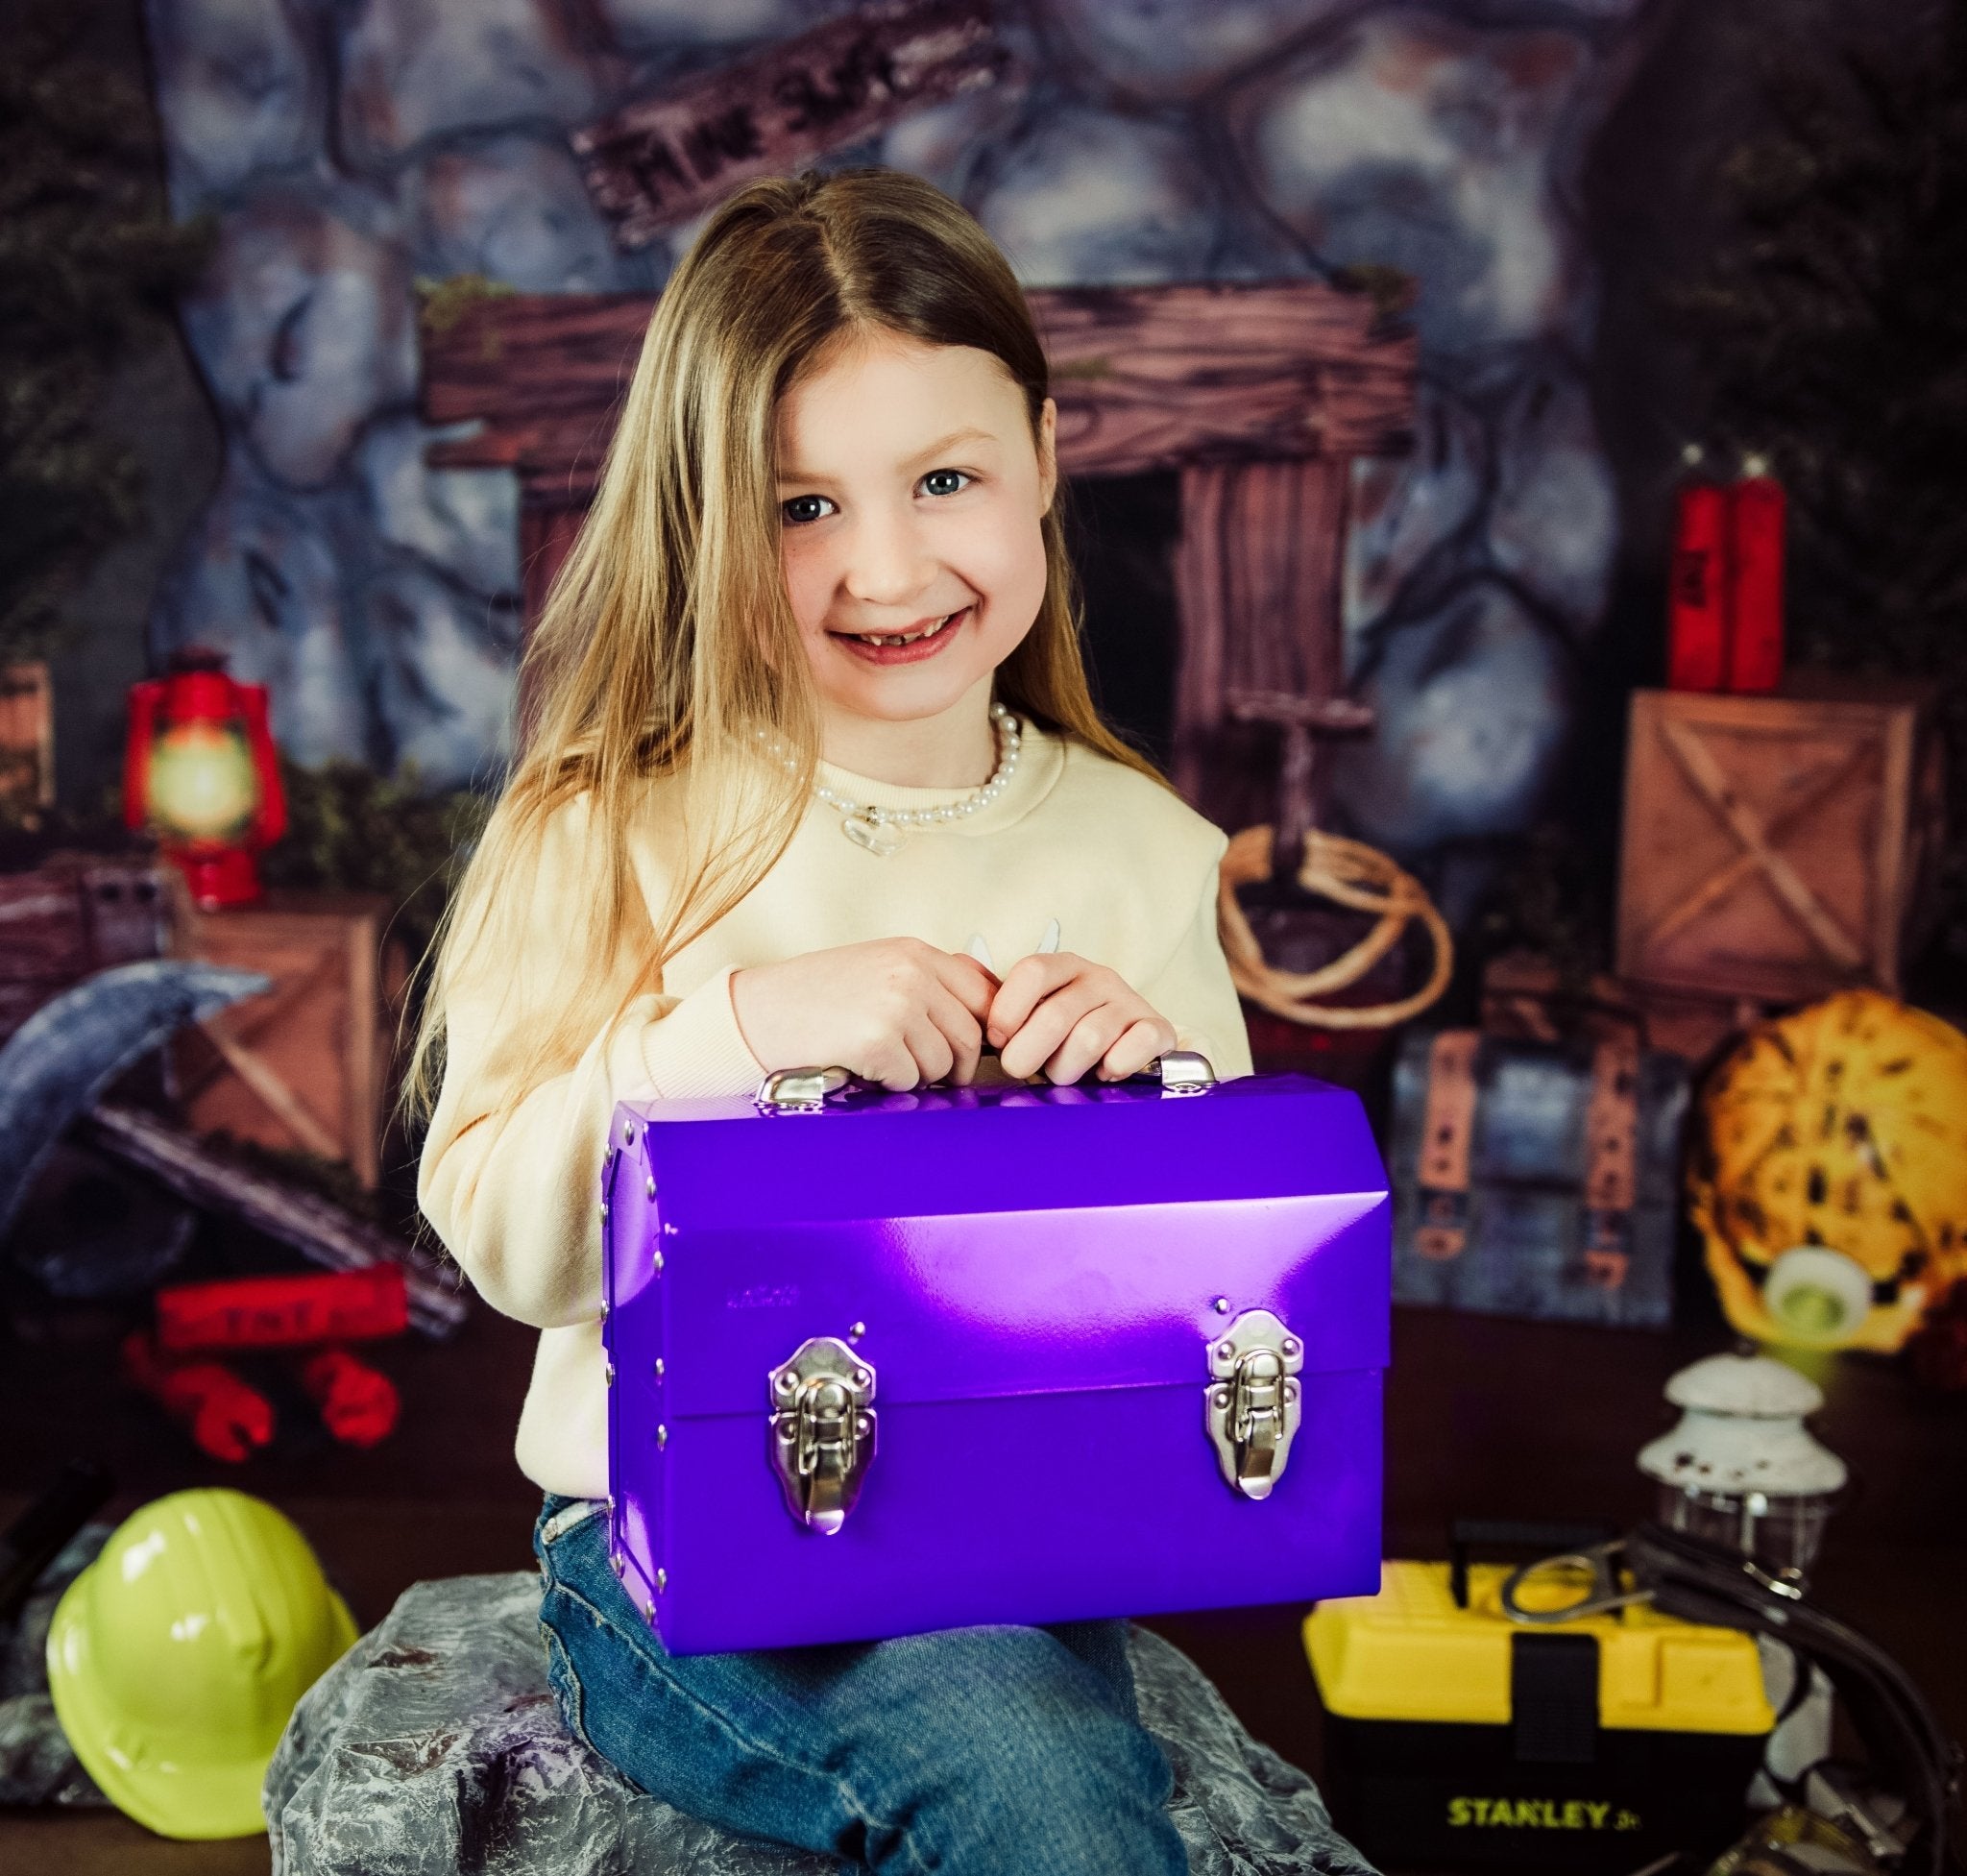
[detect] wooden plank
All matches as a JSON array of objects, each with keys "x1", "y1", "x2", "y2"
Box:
[
  {"x1": 79, "y1": 1103, "x2": 465, "y2": 1338},
  {"x1": 1171, "y1": 457, "x2": 1354, "y2": 829},
  {"x1": 0, "y1": 664, "x2": 54, "y2": 817},
  {"x1": 520, "y1": 505, "x2": 585, "y2": 630},
  {"x1": 0, "y1": 858, "x2": 171, "y2": 1044},
  {"x1": 1035, "y1": 285, "x2": 1415, "y2": 474},
  {"x1": 571, "y1": 0, "x2": 1012, "y2": 251},
  {"x1": 422, "y1": 281, "x2": 1416, "y2": 502}
]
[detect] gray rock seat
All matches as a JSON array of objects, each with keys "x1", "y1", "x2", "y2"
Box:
[{"x1": 265, "y1": 1571, "x2": 1376, "y2": 1875}]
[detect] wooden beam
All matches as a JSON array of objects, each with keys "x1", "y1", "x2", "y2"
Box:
[
  {"x1": 421, "y1": 280, "x2": 1416, "y2": 502},
  {"x1": 79, "y1": 1103, "x2": 467, "y2": 1339},
  {"x1": 1172, "y1": 457, "x2": 1358, "y2": 829},
  {"x1": 571, "y1": 0, "x2": 1012, "y2": 251}
]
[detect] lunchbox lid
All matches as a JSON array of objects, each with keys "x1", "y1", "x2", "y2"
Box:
[
  {"x1": 628, "y1": 1070, "x2": 1382, "y2": 1220},
  {"x1": 1304, "y1": 1562, "x2": 1773, "y2": 1736},
  {"x1": 610, "y1": 1070, "x2": 1390, "y2": 1418}
]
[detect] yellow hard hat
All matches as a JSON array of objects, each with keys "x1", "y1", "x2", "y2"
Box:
[
  {"x1": 1690, "y1": 990, "x2": 1967, "y2": 1352},
  {"x1": 46, "y1": 1489, "x2": 357, "y2": 1839}
]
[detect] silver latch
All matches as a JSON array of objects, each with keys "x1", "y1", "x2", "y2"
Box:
[
  {"x1": 768, "y1": 1337, "x2": 877, "y2": 1534},
  {"x1": 1155, "y1": 1050, "x2": 1217, "y2": 1095},
  {"x1": 756, "y1": 1067, "x2": 852, "y2": 1113},
  {"x1": 1204, "y1": 1309, "x2": 1302, "y2": 1500}
]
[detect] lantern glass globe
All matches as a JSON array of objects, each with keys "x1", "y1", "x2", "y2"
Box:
[{"x1": 146, "y1": 723, "x2": 258, "y2": 841}]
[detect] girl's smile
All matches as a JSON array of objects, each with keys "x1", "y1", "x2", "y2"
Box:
[
  {"x1": 775, "y1": 329, "x2": 1057, "y2": 786},
  {"x1": 832, "y1": 602, "x2": 972, "y2": 663}
]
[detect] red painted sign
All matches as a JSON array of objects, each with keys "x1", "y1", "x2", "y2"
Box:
[{"x1": 157, "y1": 1268, "x2": 408, "y2": 1353}]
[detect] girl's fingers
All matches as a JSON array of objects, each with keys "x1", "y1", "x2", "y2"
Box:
[
  {"x1": 997, "y1": 980, "x2": 1105, "y2": 1082},
  {"x1": 936, "y1": 948, "x2": 1002, "y2": 1022},
  {"x1": 985, "y1": 953, "x2": 1081, "y2": 1047},
  {"x1": 926, "y1": 984, "x2": 985, "y2": 1084},
  {"x1": 1041, "y1": 1005, "x2": 1136, "y2": 1086},
  {"x1": 1097, "y1": 1016, "x2": 1177, "y2": 1084},
  {"x1": 902, "y1": 1013, "x2": 956, "y2": 1090}
]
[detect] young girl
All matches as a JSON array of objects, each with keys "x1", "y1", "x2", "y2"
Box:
[{"x1": 414, "y1": 167, "x2": 1252, "y2": 1876}]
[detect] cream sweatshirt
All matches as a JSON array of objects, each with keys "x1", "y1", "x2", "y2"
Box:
[{"x1": 418, "y1": 721, "x2": 1254, "y2": 1498}]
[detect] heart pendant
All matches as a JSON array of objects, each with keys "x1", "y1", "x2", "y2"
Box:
[{"x1": 841, "y1": 813, "x2": 902, "y2": 857}]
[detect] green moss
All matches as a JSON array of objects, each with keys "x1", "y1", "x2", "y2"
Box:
[{"x1": 258, "y1": 758, "x2": 490, "y2": 973}]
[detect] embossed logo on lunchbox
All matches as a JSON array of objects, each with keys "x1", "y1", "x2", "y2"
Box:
[{"x1": 726, "y1": 1284, "x2": 800, "y2": 1310}]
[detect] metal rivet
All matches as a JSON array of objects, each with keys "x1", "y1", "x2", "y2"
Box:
[
  {"x1": 1217, "y1": 1341, "x2": 1234, "y2": 1360},
  {"x1": 654, "y1": 1357, "x2": 665, "y2": 1378},
  {"x1": 598, "y1": 1300, "x2": 609, "y2": 1322},
  {"x1": 604, "y1": 1360, "x2": 615, "y2": 1386},
  {"x1": 611, "y1": 1552, "x2": 624, "y2": 1577},
  {"x1": 1282, "y1": 1338, "x2": 1299, "y2": 1357},
  {"x1": 642, "y1": 1597, "x2": 653, "y2": 1620},
  {"x1": 663, "y1": 1222, "x2": 678, "y2": 1236},
  {"x1": 622, "y1": 1121, "x2": 636, "y2": 1145},
  {"x1": 848, "y1": 1321, "x2": 866, "y2": 1341},
  {"x1": 599, "y1": 1200, "x2": 609, "y2": 1219},
  {"x1": 1214, "y1": 1387, "x2": 1232, "y2": 1407},
  {"x1": 645, "y1": 1175, "x2": 656, "y2": 1200},
  {"x1": 656, "y1": 1569, "x2": 668, "y2": 1592},
  {"x1": 657, "y1": 1424, "x2": 668, "y2": 1448},
  {"x1": 854, "y1": 1369, "x2": 871, "y2": 1387},
  {"x1": 775, "y1": 1373, "x2": 795, "y2": 1393},
  {"x1": 605, "y1": 1493, "x2": 615, "y2": 1513},
  {"x1": 1212, "y1": 1297, "x2": 1230, "y2": 1314},
  {"x1": 653, "y1": 1251, "x2": 664, "y2": 1274}
]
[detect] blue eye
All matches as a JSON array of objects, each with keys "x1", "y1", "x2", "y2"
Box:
[
  {"x1": 921, "y1": 469, "x2": 971, "y2": 498},
  {"x1": 781, "y1": 494, "x2": 834, "y2": 525}
]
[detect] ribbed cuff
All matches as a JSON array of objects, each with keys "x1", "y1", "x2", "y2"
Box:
[{"x1": 610, "y1": 966, "x2": 765, "y2": 1101}]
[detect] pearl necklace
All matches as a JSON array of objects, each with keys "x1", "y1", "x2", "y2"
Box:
[{"x1": 783, "y1": 703, "x2": 1022, "y2": 857}]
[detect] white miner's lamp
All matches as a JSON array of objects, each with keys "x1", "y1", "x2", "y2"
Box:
[{"x1": 1638, "y1": 1352, "x2": 1847, "y2": 1581}]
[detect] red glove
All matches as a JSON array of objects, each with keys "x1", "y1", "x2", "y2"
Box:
[
  {"x1": 298, "y1": 1346, "x2": 400, "y2": 1448},
  {"x1": 121, "y1": 1329, "x2": 276, "y2": 1463}
]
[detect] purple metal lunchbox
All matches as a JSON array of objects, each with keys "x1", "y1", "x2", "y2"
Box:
[{"x1": 600, "y1": 1056, "x2": 1389, "y2": 1655}]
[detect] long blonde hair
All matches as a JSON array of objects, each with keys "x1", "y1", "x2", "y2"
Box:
[{"x1": 406, "y1": 168, "x2": 1168, "y2": 1119}]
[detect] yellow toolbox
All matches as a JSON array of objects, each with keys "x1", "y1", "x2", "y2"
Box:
[{"x1": 1305, "y1": 1557, "x2": 1774, "y2": 1871}]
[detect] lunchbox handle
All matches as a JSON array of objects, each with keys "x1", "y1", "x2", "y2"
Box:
[{"x1": 755, "y1": 1049, "x2": 1216, "y2": 1112}]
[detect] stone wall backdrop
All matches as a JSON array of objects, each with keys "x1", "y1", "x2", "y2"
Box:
[{"x1": 140, "y1": 0, "x2": 1667, "y2": 908}]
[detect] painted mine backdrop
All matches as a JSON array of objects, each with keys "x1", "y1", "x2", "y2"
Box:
[{"x1": 142, "y1": 0, "x2": 1659, "y2": 909}]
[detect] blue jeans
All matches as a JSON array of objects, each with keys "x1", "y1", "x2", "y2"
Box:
[{"x1": 533, "y1": 1494, "x2": 1189, "y2": 1874}]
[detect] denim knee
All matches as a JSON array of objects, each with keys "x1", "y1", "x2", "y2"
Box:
[{"x1": 865, "y1": 1629, "x2": 1186, "y2": 1876}]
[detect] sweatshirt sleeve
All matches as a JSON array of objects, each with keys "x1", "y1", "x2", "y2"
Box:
[
  {"x1": 417, "y1": 799, "x2": 764, "y2": 1329},
  {"x1": 1140, "y1": 833, "x2": 1254, "y2": 1082}
]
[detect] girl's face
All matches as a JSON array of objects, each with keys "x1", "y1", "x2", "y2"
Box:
[{"x1": 775, "y1": 329, "x2": 1056, "y2": 749}]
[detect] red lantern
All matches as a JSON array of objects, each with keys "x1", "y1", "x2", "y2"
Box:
[{"x1": 123, "y1": 646, "x2": 287, "y2": 909}]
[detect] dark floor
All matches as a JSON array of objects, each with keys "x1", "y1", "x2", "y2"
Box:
[{"x1": 3, "y1": 1290, "x2": 1963, "y2": 1873}]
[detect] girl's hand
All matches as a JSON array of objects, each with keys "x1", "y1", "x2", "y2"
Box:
[
  {"x1": 985, "y1": 953, "x2": 1178, "y2": 1084},
  {"x1": 730, "y1": 940, "x2": 999, "y2": 1091}
]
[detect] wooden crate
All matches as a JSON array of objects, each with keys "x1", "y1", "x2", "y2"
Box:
[
  {"x1": 1616, "y1": 683, "x2": 1944, "y2": 1005},
  {"x1": 177, "y1": 892, "x2": 405, "y2": 1186},
  {"x1": 0, "y1": 854, "x2": 174, "y2": 1044},
  {"x1": 0, "y1": 663, "x2": 54, "y2": 818}
]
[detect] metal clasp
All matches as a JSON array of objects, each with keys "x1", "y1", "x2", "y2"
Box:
[
  {"x1": 1154, "y1": 1050, "x2": 1217, "y2": 1096},
  {"x1": 768, "y1": 1338, "x2": 877, "y2": 1534},
  {"x1": 755, "y1": 1067, "x2": 853, "y2": 1113},
  {"x1": 1205, "y1": 1309, "x2": 1302, "y2": 1500}
]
